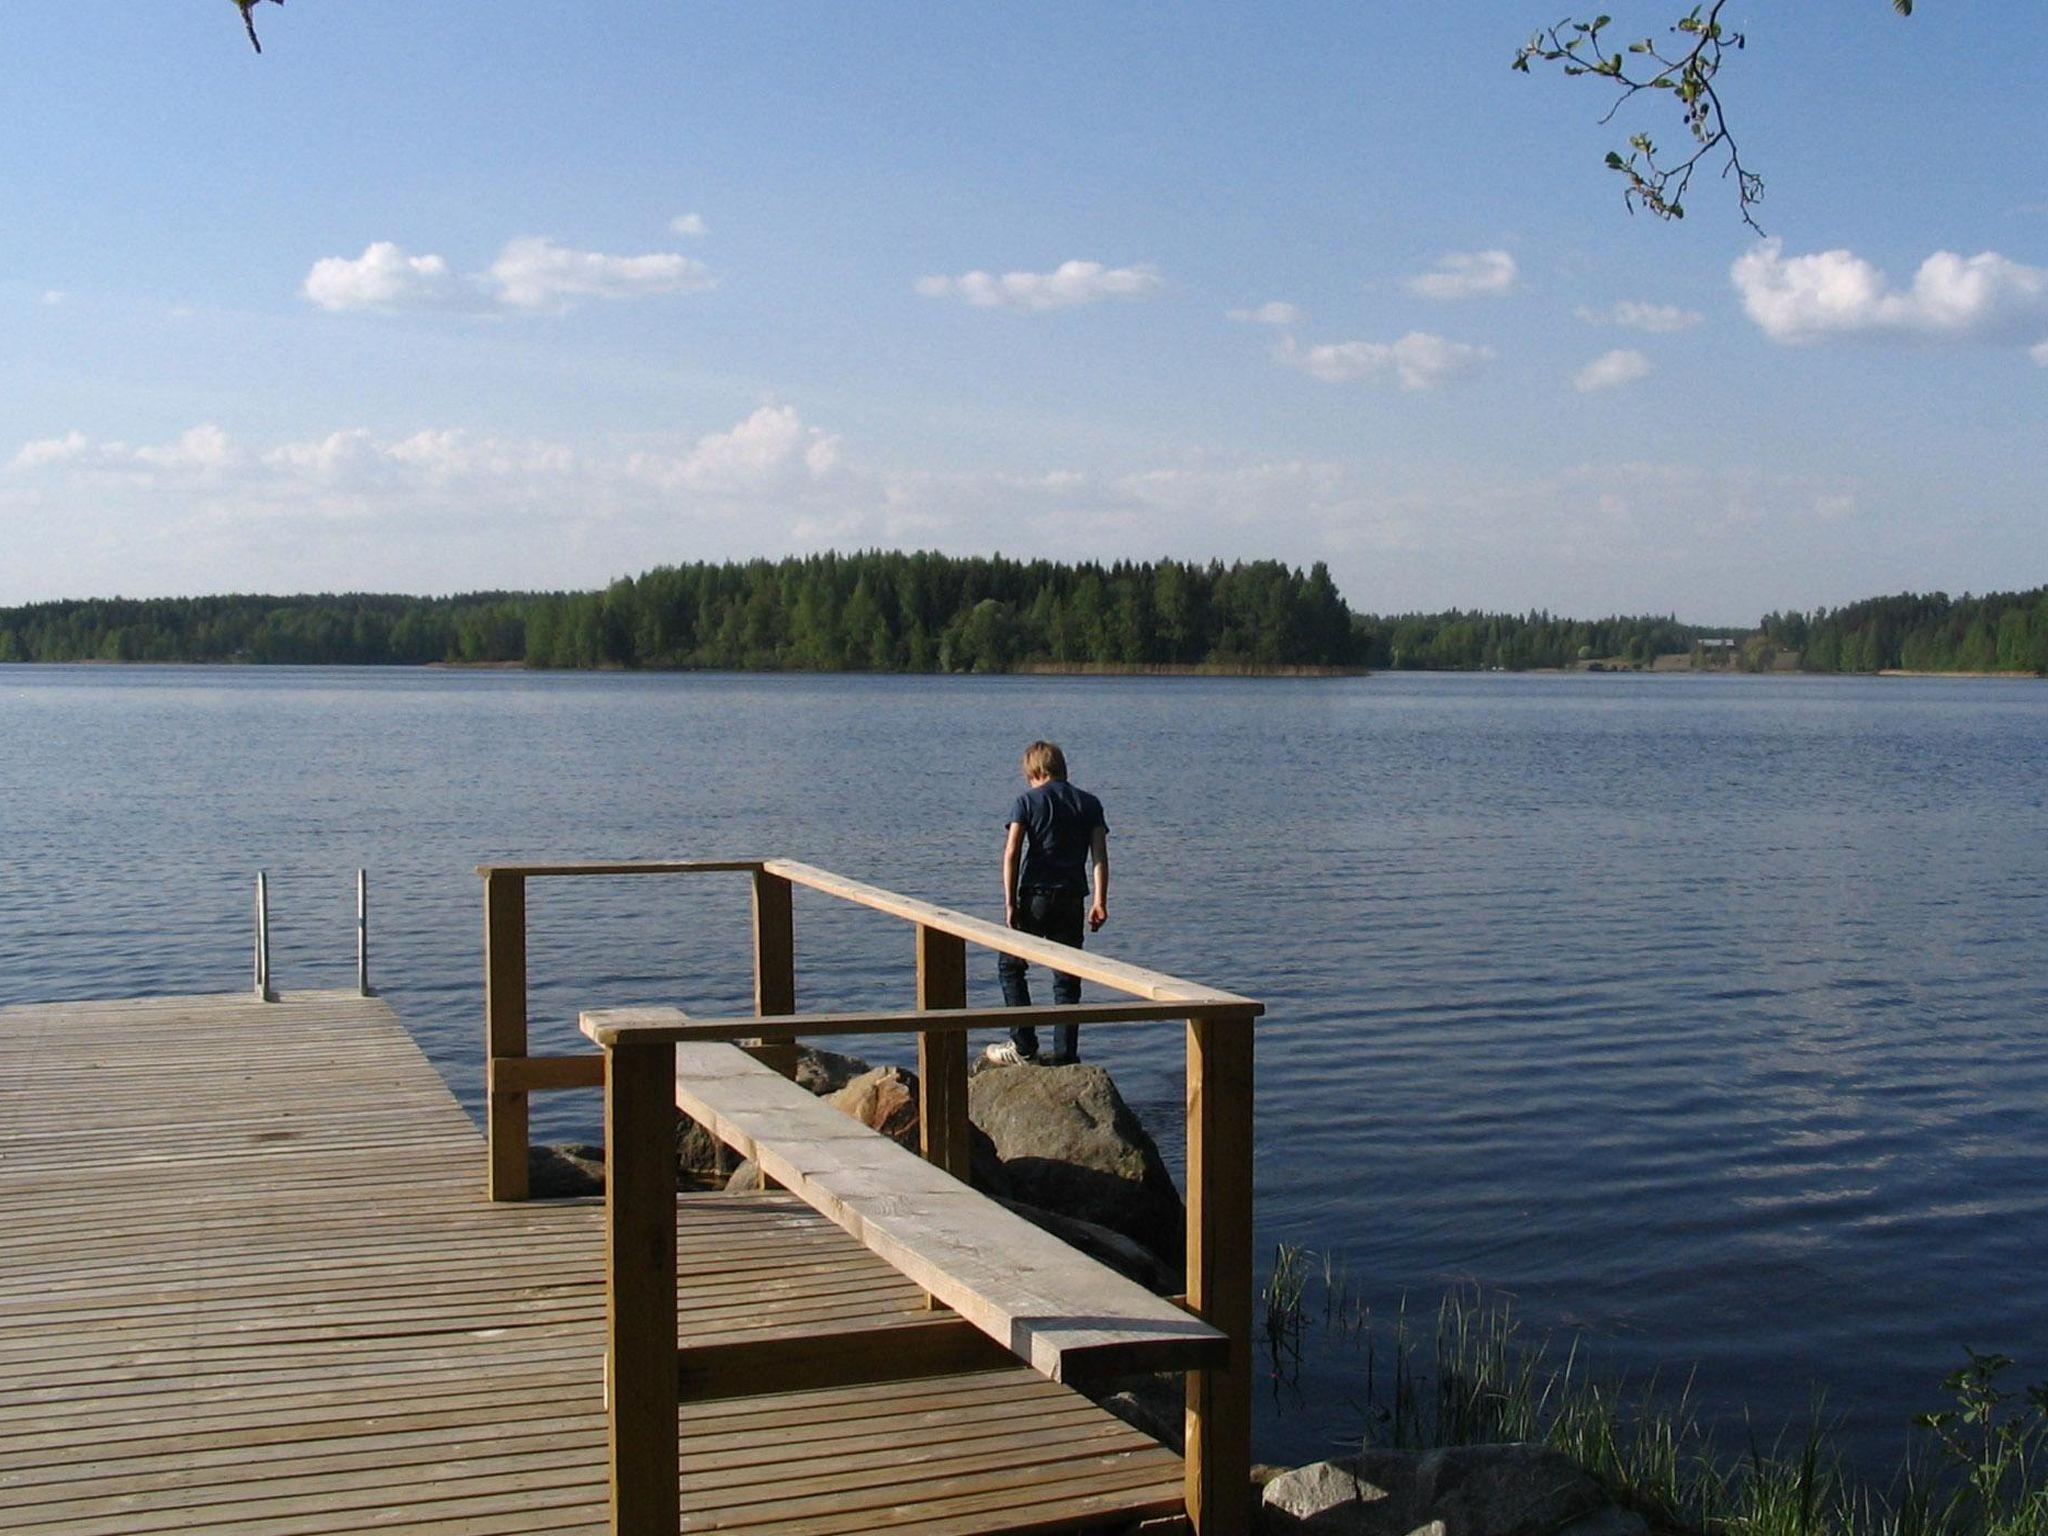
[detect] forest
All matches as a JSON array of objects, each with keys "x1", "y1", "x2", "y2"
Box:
[
  {"x1": 1756, "y1": 588, "x2": 2048, "y2": 675},
  {"x1": 1, "y1": 556, "x2": 2041, "y2": 677},
  {"x1": 0, "y1": 554, "x2": 1361, "y2": 672}
]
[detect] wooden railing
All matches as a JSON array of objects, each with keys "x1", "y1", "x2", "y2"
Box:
[{"x1": 477, "y1": 856, "x2": 1262, "y2": 1536}]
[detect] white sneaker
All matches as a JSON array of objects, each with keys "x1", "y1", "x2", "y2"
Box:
[{"x1": 983, "y1": 1041, "x2": 1038, "y2": 1066}]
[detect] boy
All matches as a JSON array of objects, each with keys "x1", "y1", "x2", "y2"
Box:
[{"x1": 987, "y1": 740, "x2": 1108, "y2": 1066}]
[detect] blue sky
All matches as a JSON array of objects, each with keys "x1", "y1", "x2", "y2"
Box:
[{"x1": 2, "y1": 3, "x2": 2042, "y2": 622}]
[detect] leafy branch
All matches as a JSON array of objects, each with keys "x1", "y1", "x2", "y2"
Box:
[
  {"x1": 1514, "y1": 2, "x2": 1917, "y2": 233},
  {"x1": 233, "y1": 0, "x2": 284, "y2": 56}
]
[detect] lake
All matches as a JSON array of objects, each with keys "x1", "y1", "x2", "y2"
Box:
[{"x1": 1, "y1": 663, "x2": 2042, "y2": 1473}]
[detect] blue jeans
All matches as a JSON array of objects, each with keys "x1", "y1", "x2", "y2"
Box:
[{"x1": 999, "y1": 889, "x2": 1085, "y2": 1060}]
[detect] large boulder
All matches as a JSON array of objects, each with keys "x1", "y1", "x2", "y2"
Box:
[
  {"x1": 527, "y1": 1142, "x2": 605, "y2": 1198},
  {"x1": 968, "y1": 1062, "x2": 1184, "y2": 1271},
  {"x1": 995, "y1": 1197, "x2": 1179, "y2": 1294},
  {"x1": 826, "y1": 1066, "x2": 920, "y2": 1148},
  {"x1": 1260, "y1": 1445, "x2": 1615, "y2": 1536}
]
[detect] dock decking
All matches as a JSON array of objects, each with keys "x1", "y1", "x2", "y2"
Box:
[{"x1": 0, "y1": 990, "x2": 1183, "y2": 1535}]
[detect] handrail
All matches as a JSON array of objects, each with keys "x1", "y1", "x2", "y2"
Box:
[
  {"x1": 479, "y1": 853, "x2": 1256, "y2": 1535},
  {"x1": 765, "y1": 858, "x2": 1255, "y2": 1005},
  {"x1": 582, "y1": 998, "x2": 1260, "y2": 1046}
]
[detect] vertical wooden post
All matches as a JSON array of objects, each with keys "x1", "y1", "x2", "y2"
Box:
[
  {"x1": 253, "y1": 871, "x2": 276, "y2": 1003},
  {"x1": 605, "y1": 1040, "x2": 679, "y2": 1536},
  {"x1": 356, "y1": 868, "x2": 372, "y2": 997},
  {"x1": 1185, "y1": 1011, "x2": 1255, "y2": 1536},
  {"x1": 484, "y1": 871, "x2": 529, "y2": 1202},
  {"x1": 915, "y1": 925, "x2": 970, "y2": 1181},
  {"x1": 748, "y1": 870, "x2": 799, "y2": 1079}
]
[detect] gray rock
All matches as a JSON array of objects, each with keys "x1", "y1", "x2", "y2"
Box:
[
  {"x1": 1260, "y1": 1445, "x2": 1609, "y2": 1536},
  {"x1": 527, "y1": 1142, "x2": 604, "y2": 1198},
  {"x1": 1416, "y1": 1445, "x2": 1607, "y2": 1536},
  {"x1": 794, "y1": 1045, "x2": 874, "y2": 1097},
  {"x1": 725, "y1": 1159, "x2": 766, "y2": 1195},
  {"x1": 1261, "y1": 1455, "x2": 1408, "y2": 1536},
  {"x1": 967, "y1": 1062, "x2": 1184, "y2": 1271},
  {"x1": 676, "y1": 1114, "x2": 734, "y2": 1182},
  {"x1": 995, "y1": 1197, "x2": 1178, "y2": 1294}
]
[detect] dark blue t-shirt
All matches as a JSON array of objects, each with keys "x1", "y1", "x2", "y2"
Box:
[{"x1": 1007, "y1": 780, "x2": 1107, "y2": 895}]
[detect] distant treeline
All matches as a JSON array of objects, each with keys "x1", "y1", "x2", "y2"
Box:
[
  {"x1": 1353, "y1": 611, "x2": 1709, "y2": 670},
  {"x1": 0, "y1": 554, "x2": 1361, "y2": 672},
  {"x1": 1757, "y1": 588, "x2": 2048, "y2": 674},
  {"x1": 2, "y1": 557, "x2": 2041, "y2": 676}
]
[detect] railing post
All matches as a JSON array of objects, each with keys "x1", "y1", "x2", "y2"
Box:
[
  {"x1": 748, "y1": 869, "x2": 798, "y2": 1079},
  {"x1": 484, "y1": 871, "x2": 529, "y2": 1201},
  {"x1": 605, "y1": 1040, "x2": 679, "y2": 1536},
  {"x1": 915, "y1": 925, "x2": 970, "y2": 1182},
  {"x1": 356, "y1": 868, "x2": 372, "y2": 997},
  {"x1": 1185, "y1": 1010, "x2": 1254, "y2": 1536},
  {"x1": 253, "y1": 871, "x2": 276, "y2": 1003}
]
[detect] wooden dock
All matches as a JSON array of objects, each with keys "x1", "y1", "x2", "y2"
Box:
[{"x1": 0, "y1": 989, "x2": 1184, "y2": 1535}]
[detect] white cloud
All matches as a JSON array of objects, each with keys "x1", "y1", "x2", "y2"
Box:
[
  {"x1": 1278, "y1": 332, "x2": 1494, "y2": 390},
  {"x1": 486, "y1": 236, "x2": 715, "y2": 310},
  {"x1": 1227, "y1": 300, "x2": 1303, "y2": 327},
  {"x1": 1732, "y1": 239, "x2": 2048, "y2": 346},
  {"x1": 135, "y1": 424, "x2": 238, "y2": 472},
  {"x1": 915, "y1": 260, "x2": 1163, "y2": 312},
  {"x1": 384, "y1": 429, "x2": 577, "y2": 479},
  {"x1": 305, "y1": 235, "x2": 715, "y2": 314},
  {"x1": 1406, "y1": 250, "x2": 1518, "y2": 300},
  {"x1": 670, "y1": 213, "x2": 707, "y2": 238},
  {"x1": 1577, "y1": 300, "x2": 1702, "y2": 333},
  {"x1": 39, "y1": 290, "x2": 65, "y2": 307},
  {"x1": 2032, "y1": 340, "x2": 2048, "y2": 366},
  {"x1": 11, "y1": 431, "x2": 90, "y2": 470},
  {"x1": 263, "y1": 429, "x2": 383, "y2": 481},
  {"x1": 629, "y1": 405, "x2": 843, "y2": 494},
  {"x1": 303, "y1": 242, "x2": 480, "y2": 314},
  {"x1": 1575, "y1": 348, "x2": 1654, "y2": 392}
]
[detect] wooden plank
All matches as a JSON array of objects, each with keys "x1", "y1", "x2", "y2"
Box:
[
  {"x1": 766, "y1": 858, "x2": 1256, "y2": 1007},
  {"x1": 653, "y1": 1041, "x2": 1225, "y2": 1383},
  {"x1": 916, "y1": 925, "x2": 971, "y2": 1184},
  {"x1": 584, "y1": 998, "x2": 1252, "y2": 1046},
  {"x1": 1183, "y1": 1012, "x2": 1256, "y2": 1536},
  {"x1": 604, "y1": 1040, "x2": 679, "y2": 1536},
  {"x1": 483, "y1": 870, "x2": 529, "y2": 1202},
  {"x1": 474, "y1": 859, "x2": 763, "y2": 878},
  {"x1": 488, "y1": 1053, "x2": 606, "y2": 1093},
  {"x1": 677, "y1": 1315, "x2": 1011, "y2": 1400}
]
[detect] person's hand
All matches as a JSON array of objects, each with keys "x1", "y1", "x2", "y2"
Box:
[
  {"x1": 1005, "y1": 902, "x2": 1021, "y2": 930},
  {"x1": 1088, "y1": 901, "x2": 1107, "y2": 932}
]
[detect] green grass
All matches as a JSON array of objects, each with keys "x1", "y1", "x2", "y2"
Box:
[{"x1": 1255, "y1": 1256, "x2": 2047, "y2": 1536}]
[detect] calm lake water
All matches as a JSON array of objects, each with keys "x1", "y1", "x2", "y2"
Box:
[{"x1": 2, "y1": 664, "x2": 2043, "y2": 1472}]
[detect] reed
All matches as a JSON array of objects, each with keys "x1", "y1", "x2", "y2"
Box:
[{"x1": 1253, "y1": 1267, "x2": 2047, "y2": 1536}]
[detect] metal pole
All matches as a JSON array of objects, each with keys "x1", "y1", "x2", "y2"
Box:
[
  {"x1": 254, "y1": 871, "x2": 276, "y2": 1002},
  {"x1": 356, "y1": 868, "x2": 372, "y2": 996}
]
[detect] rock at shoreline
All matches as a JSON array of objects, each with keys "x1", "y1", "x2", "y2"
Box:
[
  {"x1": 527, "y1": 1142, "x2": 605, "y2": 1198},
  {"x1": 994, "y1": 1197, "x2": 1179, "y2": 1294},
  {"x1": 968, "y1": 1062, "x2": 1184, "y2": 1272},
  {"x1": 1260, "y1": 1445, "x2": 1619, "y2": 1536},
  {"x1": 825, "y1": 1066, "x2": 920, "y2": 1148},
  {"x1": 794, "y1": 1045, "x2": 874, "y2": 1098}
]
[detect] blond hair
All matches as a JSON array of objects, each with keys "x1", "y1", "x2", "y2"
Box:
[{"x1": 1022, "y1": 740, "x2": 1068, "y2": 780}]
